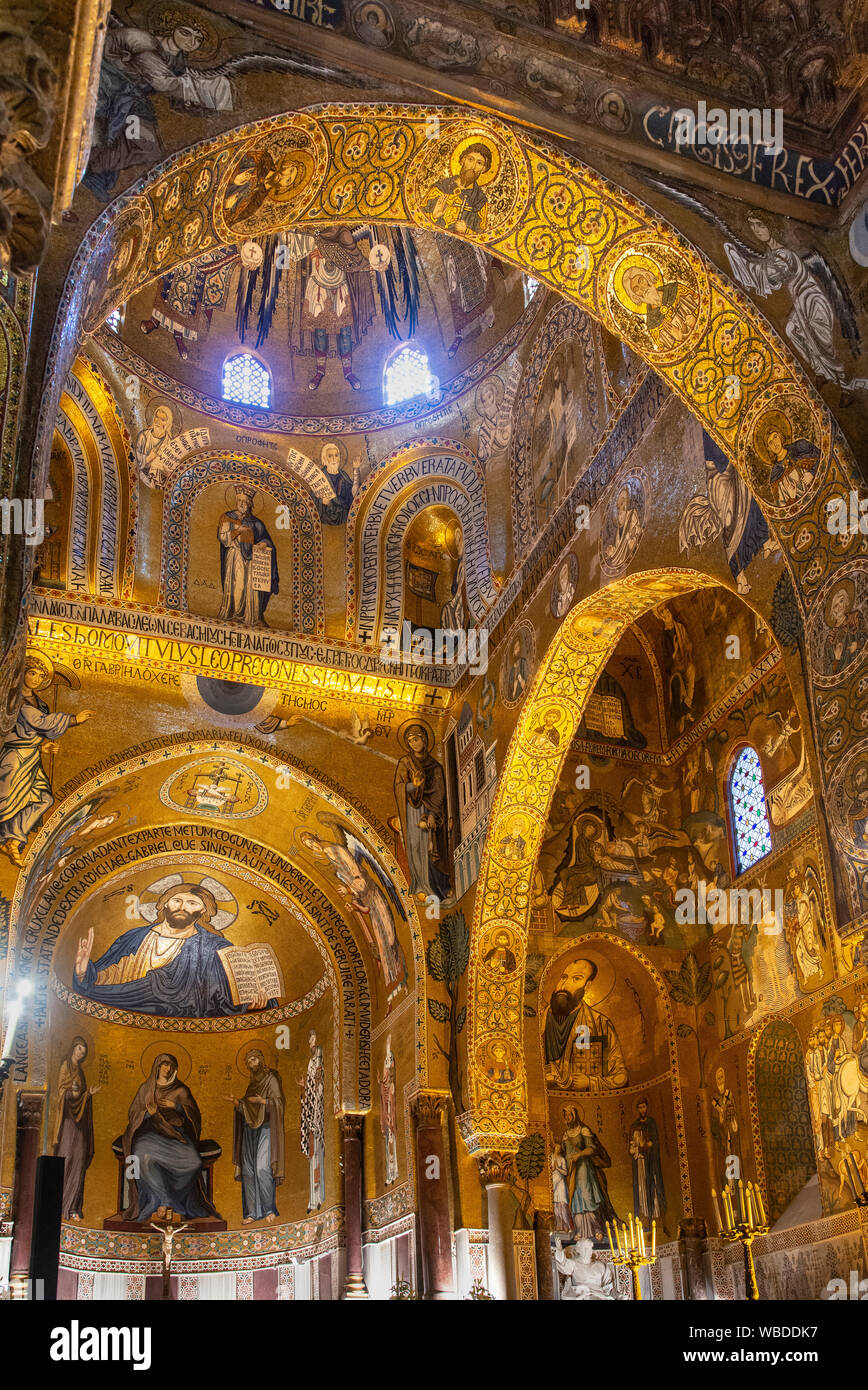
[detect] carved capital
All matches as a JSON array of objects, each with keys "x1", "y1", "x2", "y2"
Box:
[
  {"x1": 477, "y1": 1151, "x2": 516, "y2": 1185},
  {"x1": 339, "y1": 1112, "x2": 364, "y2": 1142},
  {"x1": 411, "y1": 1091, "x2": 449, "y2": 1127},
  {"x1": 16, "y1": 1089, "x2": 44, "y2": 1128}
]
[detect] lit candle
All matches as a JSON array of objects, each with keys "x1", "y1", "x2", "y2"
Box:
[
  {"x1": 738, "y1": 1179, "x2": 746, "y2": 1224},
  {"x1": 638, "y1": 1224, "x2": 645, "y2": 1257},
  {"x1": 723, "y1": 1186, "x2": 734, "y2": 1230},
  {"x1": 628, "y1": 1213, "x2": 635, "y2": 1253},
  {"x1": 606, "y1": 1221, "x2": 615, "y2": 1258},
  {"x1": 755, "y1": 1184, "x2": 766, "y2": 1226},
  {"x1": 711, "y1": 1187, "x2": 722, "y2": 1234},
  {"x1": 652, "y1": 1219, "x2": 656, "y2": 1259},
  {"x1": 745, "y1": 1184, "x2": 755, "y2": 1230}
]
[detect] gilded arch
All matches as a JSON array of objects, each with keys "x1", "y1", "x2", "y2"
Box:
[
  {"x1": 29, "y1": 102, "x2": 868, "y2": 1148},
  {"x1": 464, "y1": 568, "x2": 721, "y2": 1153},
  {"x1": 7, "y1": 734, "x2": 428, "y2": 1102}
]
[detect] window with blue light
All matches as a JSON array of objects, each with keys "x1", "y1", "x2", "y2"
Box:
[
  {"x1": 384, "y1": 345, "x2": 434, "y2": 406},
  {"x1": 729, "y1": 745, "x2": 772, "y2": 873},
  {"x1": 106, "y1": 306, "x2": 123, "y2": 332},
  {"x1": 222, "y1": 353, "x2": 271, "y2": 408},
  {"x1": 522, "y1": 274, "x2": 539, "y2": 306}
]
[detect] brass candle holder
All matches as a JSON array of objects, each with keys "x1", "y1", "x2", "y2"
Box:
[
  {"x1": 606, "y1": 1215, "x2": 656, "y2": 1301},
  {"x1": 711, "y1": 1179, "x2": 769, "y2": 1301}
]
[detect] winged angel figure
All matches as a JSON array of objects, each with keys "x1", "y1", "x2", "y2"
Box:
[
  {"x1": 644, "y1": 180, "x2": 866, "y2": 398},
  {"x1": 679, "y1": 430, "x2": 779, "y2": 594},
  {"x1": 84, "y1": 6, "x2": 375, "y2": 201},
  {"x1": 299, "y1": 817, "x2": 409, "y2": 1005},
  {"x1": 724, "y1": 212, "x2": 867, "y2": 394}
]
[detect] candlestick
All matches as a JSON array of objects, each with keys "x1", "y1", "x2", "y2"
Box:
[
  {"x1": 607, "y1": 1216, "x2": 657, "y2": 1301},
  {"x1": 651, "y1": 1220, "x2": 656, "y2": 1259},
  {"x1": 711, "y1": 1176, "x2": 769, "y2": 1301},
  {"x1": 711, "y1": 1187, "x2": 722, "y2": 1234},
  {"x1": 755, "y1": 1184, "x2": 766, "y2": 1225}
]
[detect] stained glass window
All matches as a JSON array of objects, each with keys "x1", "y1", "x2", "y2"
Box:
[
  {"x1": 384, "y1": 345, "x2": 434, "y2": 405},
  {"x1": 106, "y1": 306, "x2": 123, "y2": 332},
  {"x1": 729, "y1": 745, "x2": 772, "y2": 873},
  {"x1": 222, "y1": 353, "x2": 271, "y2": 408}
]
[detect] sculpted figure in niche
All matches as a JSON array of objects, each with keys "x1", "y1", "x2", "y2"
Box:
[
  {"x1": 120, "y1": 1054, "x2": 218, "y2": 1224},
  {"x1": 544, "y1": 958, "x2": 628, "y2": 1091},
  {"x1": 73, "y1": 882, "x2": 272, "y2": 1018},
  {"x1": 217, "y1": 485, "x2": 279, "y2": 628},
  {"x1": 228, "y1": 1048, "x2": 285, "y2": 1225}
]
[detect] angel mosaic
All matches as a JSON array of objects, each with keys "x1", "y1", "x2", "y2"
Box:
[
  {"x1": 0, "y1": 653, "x2": 93, "y2": 866},
  {"x1": 297, "y1": 819, "x2": 409, "y2": 1005},
  {"x1": 679, "y1": 431, "x2": 780, "y2": 595},
  {"x1": 229, "y1": 225, "x2": 423, "y2": 394},
  {"x1": 725, "y1": 213, "x2": 867, "y2": 396}
]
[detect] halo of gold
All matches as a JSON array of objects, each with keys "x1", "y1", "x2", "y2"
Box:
[
  {"x1": 545, "y1": 945, "x2": 616, "y2": 1011},
  {"x1": 24, "y1": 649, "x2": 55, "y2": 691},
  {"x1": 613, "y1": 252, "x2": 665, "y2": 315},
  {"x1": 450, "y1": 132, "x2": 501, "y2": 186}
]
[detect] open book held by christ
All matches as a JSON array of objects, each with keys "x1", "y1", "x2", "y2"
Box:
[{"x1": 220, "y1": 943, "x2": 285, "y2": 1008}]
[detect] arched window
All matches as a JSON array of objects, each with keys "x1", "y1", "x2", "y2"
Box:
[
  {"x1": 222, "y1": 353, "x2": 271, "y2": 408},
  {"x1": 729, "y1": 745, "x2": 772, "y2": 873},
  {"x1": 383, "y1": 344, "x2": 434, "y2": 406}
]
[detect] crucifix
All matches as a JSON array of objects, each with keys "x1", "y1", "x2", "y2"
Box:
[{"x1": 151, "y1": 1221, "x2": 190, "y2": 1300}]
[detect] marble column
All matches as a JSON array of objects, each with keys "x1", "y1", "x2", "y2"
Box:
[
  {"x1": 479, "y1": 1152, "x2": 518, "y2": 1301},
  {"x1": 340, "y1": 1113, "x2": 368, "y2": 1299},
  {"x1": 533, "y1": 1208, "x2": 555, "y2": 1301},
  {"x1": 10, "y1": 1091, "x2": 45, "y2": 1299},
  {"x1": 412, "y1": 1093, "x2": 455, "y2": 1299}
]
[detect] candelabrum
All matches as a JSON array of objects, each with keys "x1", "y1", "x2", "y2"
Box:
[
  {"x1": 711, "y1": 1179, "x2": 769, "y2": 1301},
  {"x1": 842, "y1": 1151, "x2": 868, "y2": 1208},
  {"x1": 606, "y1": 1215, "x2": 656, "y2": 1301}
]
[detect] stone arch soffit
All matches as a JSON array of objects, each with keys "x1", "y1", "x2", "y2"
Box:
[{"x1": 56, "y1": 357, "x2": 136, "y2": 599}]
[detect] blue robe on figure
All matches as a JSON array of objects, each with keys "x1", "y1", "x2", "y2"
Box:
[{"x1": 75, "y1": 923, "x2": 244, "y2": 1018}]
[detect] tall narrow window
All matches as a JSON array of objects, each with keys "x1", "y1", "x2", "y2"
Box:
[
  {"x1": 106, "y1": 306, "x2": 124, "y2": 332},
  {"x1": 222, "y1": 353, "x2": 271, "y2": 408},
  {"x1": 383, "y1": 345, "x2": 434, "y2": 405},
  {"x1": 729, "y1": 745, "x2": 772, "y2": 873}
]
